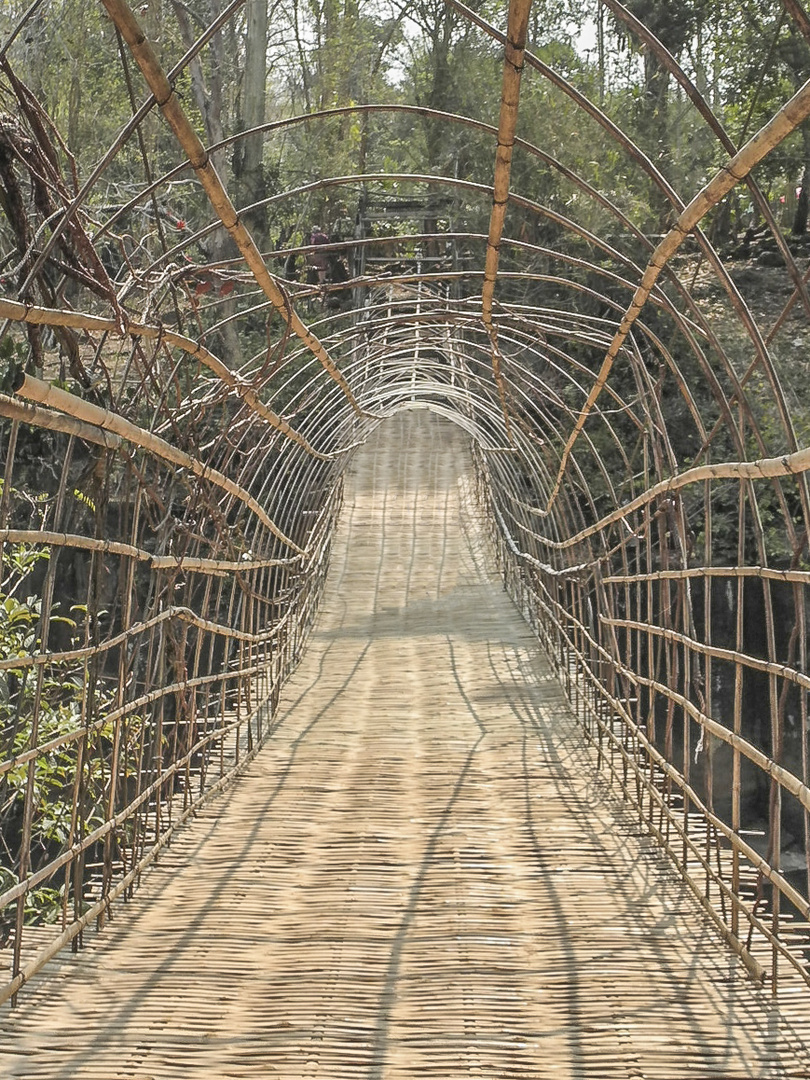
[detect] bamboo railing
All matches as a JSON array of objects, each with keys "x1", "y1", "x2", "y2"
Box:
[{"x1": 2, "y1": 0, "x2": 810, "y2": 1008}]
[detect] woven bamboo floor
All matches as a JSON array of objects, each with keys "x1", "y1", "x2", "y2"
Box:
[{"x1": 2, "y1": 410, "x2": 810, "y2": 1078}]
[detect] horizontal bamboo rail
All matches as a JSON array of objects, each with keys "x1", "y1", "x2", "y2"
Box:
[
  {"x1": 13, "y1": 373, "x2": 303, "y2": 553},
  {"x1": 0, "y1": 297, "x2": 328, "y2": 459},
  {"x1": 524, "y1": 441, "x2": 810, "y2": 552},
  {"x1": 0, "y1": 527, "x2": 297, "y2": 572},
  {"x1": 0, "y1": 394, "x2": 122, "y2": 449}
]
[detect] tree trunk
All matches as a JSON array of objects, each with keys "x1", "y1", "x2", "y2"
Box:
[
  {"x1": 170, "y1": 1, "x2": 227, "y2": 174},
  {"x1": 641, "y1": 49, "x2": 672, "y2": 232},
  {"x1": 236, "y1": 0, "x2": 268, "y2": 245},
  {"x1": 419, "y1": 5, "x2": 456, "y2": 257},
  {"x1": 171, "y1": 0, "x2": 242, "y2": 365},
  {"x1": 792, "y1": 127, "x2": 810, "y2": 235}
]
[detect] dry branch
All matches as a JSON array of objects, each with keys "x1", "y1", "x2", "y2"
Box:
[{"x1": 783, "y1": 0, "x2": 810, "y2": 43}]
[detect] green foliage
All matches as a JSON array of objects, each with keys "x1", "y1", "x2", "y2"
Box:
[{"x1": 0, "y1": 490, "x2": 116, "y2": 924}]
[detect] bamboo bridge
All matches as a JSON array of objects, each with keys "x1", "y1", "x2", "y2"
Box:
[
  {"x1": 2, "y1": 411, "x2": 809, "y2": 1078},
  {"x1": 4, "y1": 0, "x2": 810, "y2": 1075}
]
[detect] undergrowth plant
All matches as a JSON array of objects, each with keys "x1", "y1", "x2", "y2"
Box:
[{"x1": 0, "y1": 485, "x2": 115, "y2": 925}]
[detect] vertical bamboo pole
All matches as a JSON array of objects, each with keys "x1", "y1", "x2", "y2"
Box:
[
  {"x1": 704, "y1": 472, "x2": 714, "y2": 905},
  {"x1": 732, "y1": 428, "x2": 746, "y2": 940},
  {"x1": 189, "y1": 575, "x2": 214, "y2": 801},
  {"x1": 644, "y1": 437, "x2": 657, "y2": 827},
  {"x1": 114, "y1": 486, "x2": 141, "y2": 870}
]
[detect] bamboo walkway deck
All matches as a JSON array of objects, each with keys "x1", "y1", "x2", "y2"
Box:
[{"x1": 2, "y1": 411, "x2": 810, "y2": 1078}]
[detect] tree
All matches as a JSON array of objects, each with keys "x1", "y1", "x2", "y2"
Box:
[
  {"x1": 234, "y1": 0, "x2": 269, "y2": 242},
  {"x1": 619, "y1": 0, "x2": 709, "y2": 228}
]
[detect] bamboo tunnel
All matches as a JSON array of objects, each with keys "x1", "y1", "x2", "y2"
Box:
[{"x1": 2, "y1": 0, "x2": 810, "y2": 1012}]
